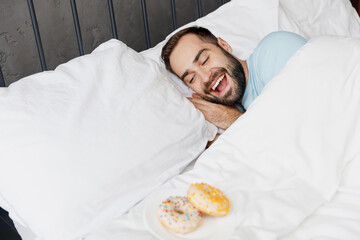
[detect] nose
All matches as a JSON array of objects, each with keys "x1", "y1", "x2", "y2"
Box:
[{"x1": 198, "y1": 67, "x2": 212, "y2": 84}]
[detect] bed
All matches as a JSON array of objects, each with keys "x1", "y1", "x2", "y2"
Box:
[{"x1": 1, "y1": 0, "x2": 360, "y2": 239}]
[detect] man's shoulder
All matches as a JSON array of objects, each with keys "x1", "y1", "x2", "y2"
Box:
[
  {"x1": 262, "y1": 31, "x2": 304, "y2": 40},
  {"x1": 246, "y1": 31, "x2": 308, "y2": 96},
  {"x1": 257, "y1": 31, "x2": 308, "y2": 50},
  {"x1": 250, "y1": 31, "x2": 308, "y2": 62}
]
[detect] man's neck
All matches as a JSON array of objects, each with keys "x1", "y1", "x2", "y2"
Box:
[
  {"x1": 235, "y1": 58, "x2": 248, "y2": 107},
  {"x1": 238, "y1": 59, "x2": 249, "y2": 86}
]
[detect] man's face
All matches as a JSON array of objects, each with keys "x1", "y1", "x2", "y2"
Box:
[{"x1": 169, "y1": 34, "x2": 246, "y2": 106}]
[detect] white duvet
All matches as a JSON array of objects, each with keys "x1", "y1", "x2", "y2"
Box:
[{"x1": 85, "y1": 36, "x2": 360, "y2": 240}]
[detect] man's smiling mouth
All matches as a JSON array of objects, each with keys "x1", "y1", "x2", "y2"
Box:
[
  {"x1": 209, "y1": 73, "x2": 228, "y2": 95},
  {"x1": 211, "y1": 73, "x2": 225, "y2": 90}
]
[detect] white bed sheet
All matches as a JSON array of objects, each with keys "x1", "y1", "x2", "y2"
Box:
[
  {"x1": 83, "y1": 34, "x2": 360, "y2": 240},
  {"x1": 283, "y1": 158, "x2": 360, "y2": 240},
  {"x1": 86, "y1": 160, "x2": 360, "y2": 240},
  {"x1": 14, "y1": 0, "x2": 360, "y2": 239}
]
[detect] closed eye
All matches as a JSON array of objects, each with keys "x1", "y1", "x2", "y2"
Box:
[
  {"x1": 202, "y1": 57, "x2": 209, "y2": 65},
  {"x1": 189, "y1": 76, "x2": 195, "y2": 84}
]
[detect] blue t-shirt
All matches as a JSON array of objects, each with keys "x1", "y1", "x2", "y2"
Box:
[{"x1": 242, "y1": 31, "x2": 307, "y2": 110}]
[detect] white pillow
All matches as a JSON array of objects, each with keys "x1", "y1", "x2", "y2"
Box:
[
  {"x1": 0, "y1": 40, "x2": 217, "y2": 240},
  {"x1": 141, "y1": 0, "x2": 279, "y2": 96},
  {"x1": 278, "y1": 0, "x2": 360, "y2": 38}
]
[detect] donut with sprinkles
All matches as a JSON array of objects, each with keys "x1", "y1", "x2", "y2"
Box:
[
  {"x1": 157, "y1": 196, "x2": 202, "y2": 234},
  {"x1": 187, "y1": 183, "x2": 230, "y2": 217}
]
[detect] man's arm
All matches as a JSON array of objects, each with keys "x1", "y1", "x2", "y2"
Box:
[{"x1": 187, "y1": 93, "x2": 243, "y2": 130}]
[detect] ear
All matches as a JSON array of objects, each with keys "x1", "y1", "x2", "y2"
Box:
[{"x1": 217, "y1": 37, "x2": 233, "y2": 53}]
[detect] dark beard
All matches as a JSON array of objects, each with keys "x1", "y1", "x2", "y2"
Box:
[{"x1": 200, "y1": 48, "x2": 246, "y2": 106}]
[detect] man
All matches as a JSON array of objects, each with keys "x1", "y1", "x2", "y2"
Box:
[{"x1": 161, "y1": 27, "x2": 307, "y2": 131}]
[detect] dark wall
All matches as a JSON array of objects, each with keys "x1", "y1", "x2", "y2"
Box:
[
  {"x1": 0, "y1": 0, "x2": 222, "y2": 86},
  {"x1": 350, "y1": 0, "x2": 360, "y2": 15}
]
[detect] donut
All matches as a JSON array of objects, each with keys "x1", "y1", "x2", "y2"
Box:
[
  {"x1": 187, "y1": 183, "x2": 230, "y2": 217},
  {"x1": 157, "y1": 196, "x2": 202, "y2": 234}
]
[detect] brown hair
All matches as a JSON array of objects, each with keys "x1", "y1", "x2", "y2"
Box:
[{"x1": 161, "y1": 26, "x2": 218, "y2": 74}]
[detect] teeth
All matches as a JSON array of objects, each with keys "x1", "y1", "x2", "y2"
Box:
[{"x1": 212, "y1": 74, "x2": 225, "y2": 90}]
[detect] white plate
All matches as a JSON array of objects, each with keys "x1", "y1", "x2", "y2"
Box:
[{"x1": 143, "y1": 188, "x2": 236, "y2": 240}]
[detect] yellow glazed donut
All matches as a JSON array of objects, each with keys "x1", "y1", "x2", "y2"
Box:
[
  {"x1": 157, "y1": 196, "x2": 203, "y2": 234},
  {"x1": 187, "y1": 183, "x2": 230, "y2": 217}
]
